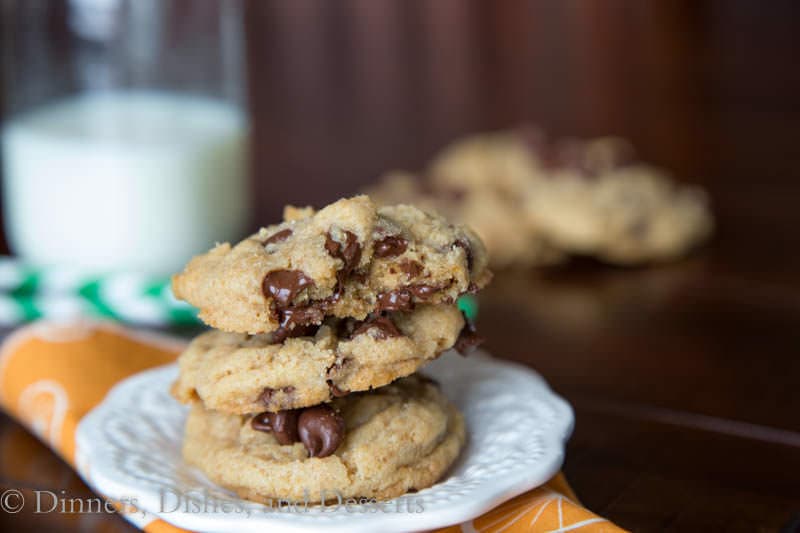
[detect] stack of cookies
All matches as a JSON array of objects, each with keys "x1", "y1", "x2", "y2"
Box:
[{"x1": 170, "y1": 195, "x2": 492, "y2": 503}]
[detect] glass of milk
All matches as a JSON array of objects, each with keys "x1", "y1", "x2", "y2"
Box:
[{"x1": 1, "y1": 0, "x2": 250, "y2": 275}]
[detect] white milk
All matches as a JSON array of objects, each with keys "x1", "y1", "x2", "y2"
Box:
[{"x1": 1, "y1": 91, "x2": 249, "y2": 275}]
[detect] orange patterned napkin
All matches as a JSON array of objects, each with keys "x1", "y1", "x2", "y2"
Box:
[{"x1": 0, "y1": 320, "x2": 624, "y2": 532}]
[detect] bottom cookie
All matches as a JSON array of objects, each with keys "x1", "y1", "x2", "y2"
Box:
[{"x1": 182, "y1": 375, "x2": 466, "y2": 503}]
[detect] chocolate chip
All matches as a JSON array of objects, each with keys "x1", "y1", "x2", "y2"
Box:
[
  {"x1": 373, "y1": 235, "x2": 408, "y2": 258},
  {"x1": 326, "y1": 357, "x2": 350, "y2": 377},
  {"x1": 262, "y1": 268, "x2": 327, "y2": 341},
  {"x1": 455, "y1": 330, "x2": 482, "y2": 354},
  {"x1": 397, "y1": 259, "x2": 423, "y2": 278},
  {"x1": 275, "y1": 308, "x2": 324, "y2": 339},
  {"x1": 258, "y1": 385, "x2": 296, "y2": 405},
  {"x1": 259, "y1": 388, "x2": 275, "y2": 404},
  {"x1": 335, "y1": 317, "x2": 358, "y2": 339},
  {"x1": 350, "y1": 271, "x2": 369, "y2": 284},
  {"x1": 325, "y1": 230, "x2": 362, "y2": 293},
  {"x1": 327, "y1": 379, "x2": 350, "y2": 397},
  {"x1": 298, "y1": 405, "x2": 346, "y2": 458},
  {"x1": 351, "y1": 315, "x2": 402, "y2": 339},
  {"x1": 407, "y1": 284, "x2": 439, "y2": 299},
  {"x1": 455, "y1": 312, "x2": 483, "y2": 355},
  {"x1": 339, "y1": 314, "x2": 402, "y2": 340},
  {"x1": 270, "y1": 322, "x2": 320, "y2": 344},
  {"x1": 375, "y1": 284, "x2": 441, "y2": 312},
  {"x1": 263, "y1": 228, "x2": 293, "y2": 246},
  {"x1": 262, "y1": 270, "x2": 315, "y2": 308},
  {"x1": 251, "y1": 412, "x2": 272, "y2": 431},
  {"x1": 251, "y1": 410, "x2": 300, "y2": 445},
  {"x1": 376, "y1": 289, "x2": 414, "y2": 312}
]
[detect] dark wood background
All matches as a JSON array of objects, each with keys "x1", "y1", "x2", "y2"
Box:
[{"x1": 2, "y1": 1, "x2": 800, "y2": 531}]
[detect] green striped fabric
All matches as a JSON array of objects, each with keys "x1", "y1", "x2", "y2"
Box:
[
  {"x1": 0, "y1": 258, "x2": 478, "y2": 327},
  {"x1": 0, "y1": 259, "x2": 198, "y2": 327}
]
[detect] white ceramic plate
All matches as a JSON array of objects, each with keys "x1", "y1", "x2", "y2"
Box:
[{"x1": 76, "y1": 350, "x2": 574, "y2": 532}]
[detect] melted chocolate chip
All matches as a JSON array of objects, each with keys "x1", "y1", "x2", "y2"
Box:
[
  {"x1": 376, "y1": 289, "x2": 414, "y2": 312},
  {"x1": 350, "y1": 271, "x2": 369, "y2": 284},
  {"x1": 251, "y1": 413, "x2": 272, "y2": 432},
  {"x1": 273, "y1": 304, "x2": 325, "y2": 336},
  {"x1": 262, "y1": 270, "x2": 315, "y2": 308},
  {"x1": 251, "y1": 410, "x2": 300, "y2": 445},
  {"x1": 263, "y1": 228, "x2": 293, "y2": 246},
  {"x1": 407, "y1": 284, "x2": 439, "y2": 299},
  {"x1": 261, "y1": 387, "x2": 285, "y2": 404},
  {"x1": 325, "y1": 230, "x2": 362, "y2": 293},
  {"x1": 334, "y1": 317, "x2": 359, "y2": 339},
  {"x1": 397, "y1": 259, "x2": 423, "y2": 278},
  {"x1": 270, "y1": 322, "x2": 320, "y2": 344},
  {"x1": 298, "y1": 405, "x2": 346, "y2": 458},
  {"x1": 373, "y1": 235, "x2": 408, "y2": 258},
  {"x1": 375, "y1": 284, "x2": 441, "y2": 313},
  {"x1": 326, "y1": 357, "x2": 350, "y2": 377},
  {"x1": 351, "y1": 315, "x2": 402, "y2": 339},
  {"x1": 455, "y1": 312, "x2": 484, "y2": 355},
  {"x1": 258, "y1": 385, "x2": 296, "y2": 405},
  {"x1": 327, "y1": 379, "x2": 350, "y2": 398},
  {"x1": 262, "y1": 267, "x2": 327, "y2": 342}
]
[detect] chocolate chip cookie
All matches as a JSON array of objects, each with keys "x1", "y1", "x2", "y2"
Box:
[
  {"x1": 526, "y1": 164, "x2": 713, "y2": 263},
  {"x1": 171, "y1": 303, "x2": 469, "y2": 414},
  {"x1": 367, "y1": 171, "x2": 565, "y2": 269},
  {"x1": 366, "y1": 126, "x2": 713, "y2": 267},
  {"x1": 172, "y1": 195, "x2": 491, "y2": 334},
  {"x1": 182, "y1": 374, "x2": 465, "y2": 502}
]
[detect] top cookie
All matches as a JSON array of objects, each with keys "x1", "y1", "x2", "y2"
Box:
[{"x1": 173, "y1": 195, "x2": 491, "y2": 334}]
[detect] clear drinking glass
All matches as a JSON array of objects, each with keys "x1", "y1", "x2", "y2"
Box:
[{"x1": 1, "y1": 0, "x2": 249, "y2": 275}]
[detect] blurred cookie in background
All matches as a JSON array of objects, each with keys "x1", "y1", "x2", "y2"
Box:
[
  {"x1": 366, "y1": 170, "x2": 563, "y2": 269},
  {"x1": 365, "y1": 126, "x2": 713, "y2": 269},
  {"x1": 526, "y1": 163, "x2": 713, "y2": 265}
]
